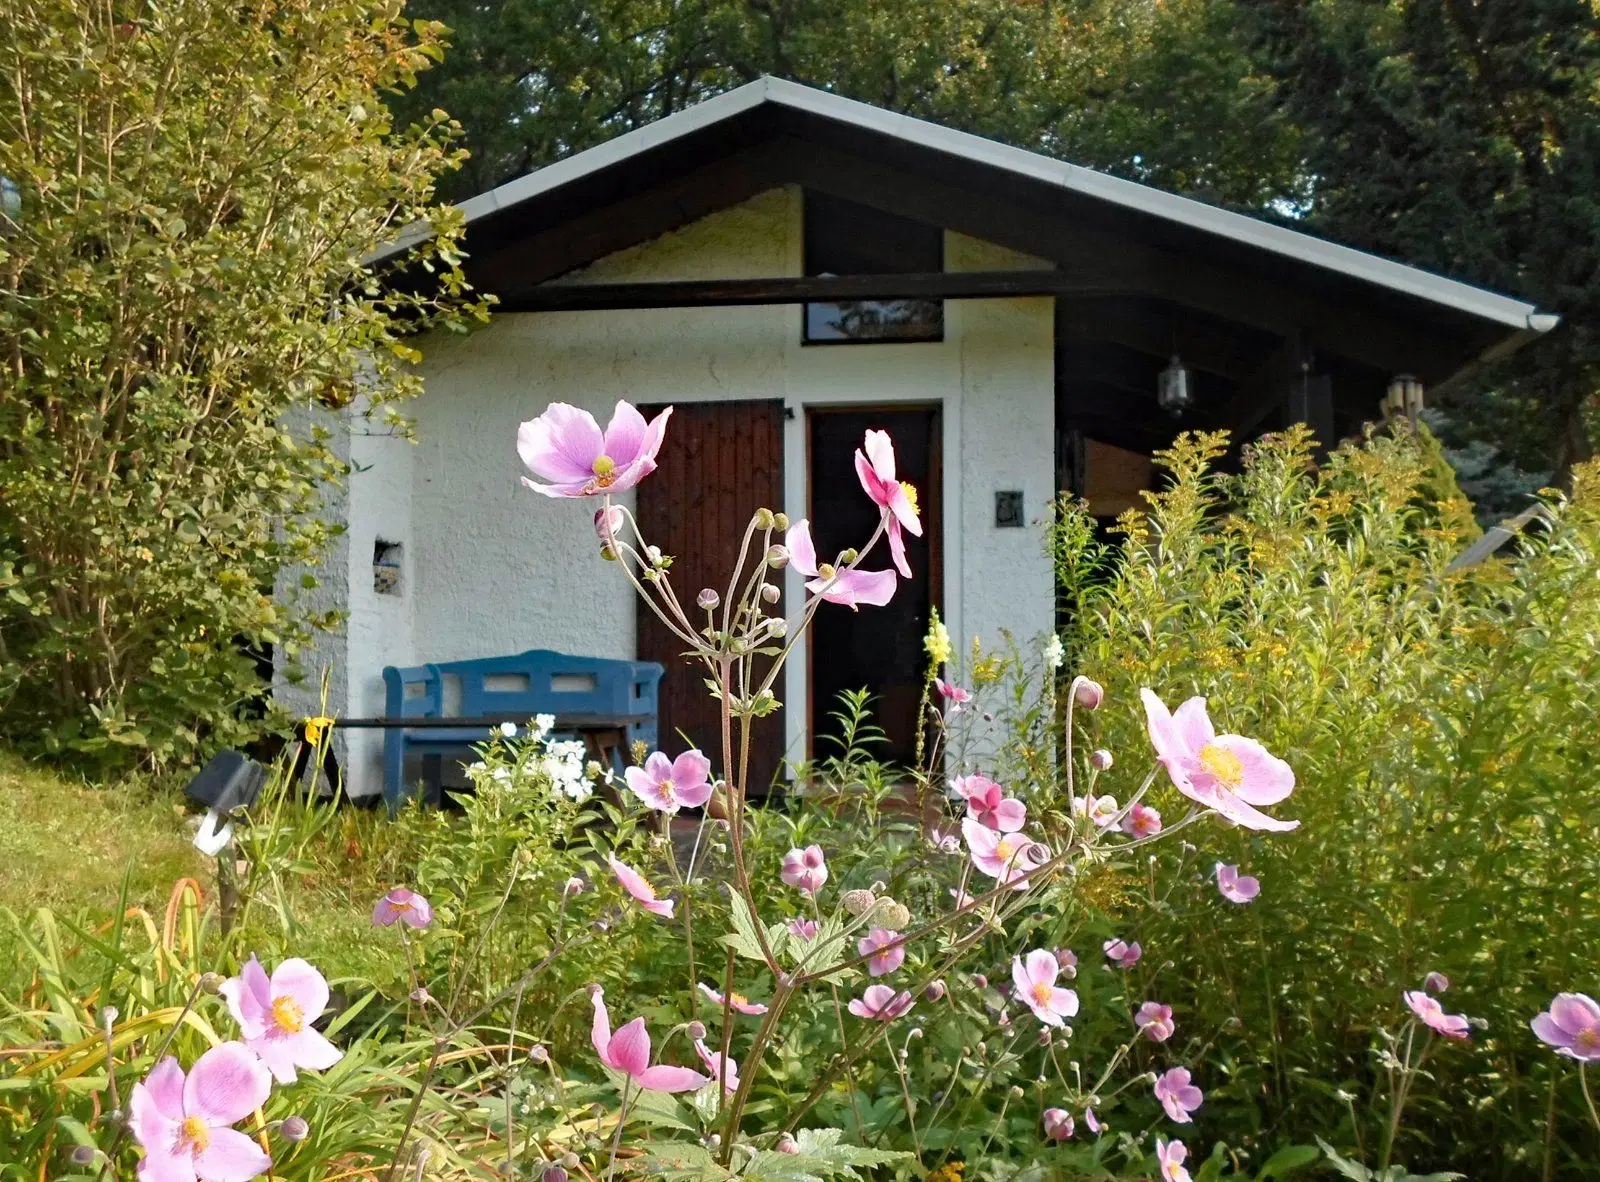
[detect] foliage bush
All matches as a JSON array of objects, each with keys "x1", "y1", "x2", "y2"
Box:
[
  {"x1": 0, "y1": 0, "x2": 481, "y2": 771},
  {"x1": 1041, "y1": 425, "x2": 1600, "y2": 1179}
]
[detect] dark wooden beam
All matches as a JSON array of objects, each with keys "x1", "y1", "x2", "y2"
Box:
[{"x1": 491, "y1": 270, "x2": 1117, "y2": 312}]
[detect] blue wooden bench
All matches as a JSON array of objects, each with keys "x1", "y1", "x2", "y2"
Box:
[{"x1": 381, "y1": 649, "x2": 663, "y2": 807}]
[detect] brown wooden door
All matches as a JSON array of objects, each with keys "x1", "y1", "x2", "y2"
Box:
[{"x1": 636, "y1": 400, "x2": 787, "y2": 799}]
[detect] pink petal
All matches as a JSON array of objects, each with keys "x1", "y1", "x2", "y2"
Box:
[
  {"x1": 519, "y1": 473, "x2": 594, "y2": 499},
  {"x1": 634, "y1": 1064, "x2": 713, "y2": 1093},
  {"x1": 786, "y1": 519, "x2": 820, "y2": 577},
  {"x1": 671, "y1": 749, "x2": 711, "y2": 791},
  {"x1": 192, "y1": 1126, "x2": 271, "y2": 1182},
  {"x1": 812, "y1": 568, "x2": 897, "y2": 608},
  {"x1": 517, "y1": 403, "x2": 603, "y2": 485},
  {"x1": 623, "y1": 765, "x2": 670, "y2": 810},
  {"x1": 864, "y1": 429, "x2": 897, "y2": 482},
  {"x1": 219, "y1": 957, "x2": 271, "y2": 1040},
  {"x1": 607, "y1": 1016, "x2": 652, "y2": 1078},
  {"x1": 1211, "y1": 735, "x2": 1294, "y2": 805},
  {"x1": 1049, "y1": 986, "x2": 1080, "y2": 1018},
  {"x1": 608, "y1": 852, "x2": 673, "y2": 915},
  {"x1": 887, "y1": 484, "x2": 922, "y2": 536},
  {"x1": 1141, "y1": 689, "x2": 1183, "y2": 761},
  {"x1": 129, "y1": 1062, "x2": 185, "y2": 1151},
  {"x1": 641, "y1": 896, "x2": 676, "y2": 918},
  {"x1": 881, "y1": 518, "x2": 908, "y2": 578},
  {"x1": 138, "y1": 1147, "x2": 199, "y2": 1182},
  {"x1": 1023, "y1": 949, "x2": 1058, "y2": 988},
  {"x1": 269, "y1": 959, "x2": 329, "y2": 1024},
  {"x1": 245, "y1": 1034, "x2": 303, "y2": 1086},
  {"x1": 281, "y1": 1027, "x2": 342, "y2": 1074},
  {"x1": 184, "y1": 1042, "x2": 271, "y2": 1128},
  {"x1": 1533, "y1": 1012, "x2": 1574, "y2": 1049},
  {"x1": 991, "y1": 798, "x2": 1027, "y2": 832},
  {"x1": 1011, "y1": 955, "x2": 1034, "y2": 1000},
  {"x1": 1210, "y1": 793, "x2": 1300, "y2": 833},
  {"x1": 1551, "y1": 993, "x2": 1600, "y2": 1036},
  {"x1": 599, "y1": 401, "x2": 649, "y2": 467},
  {"x1": 1171, "y1": 697, "x2": 1215, "y2": 752},
  {"x1": 590, "y1": 989, "x2": 614, "y2": 1066}
]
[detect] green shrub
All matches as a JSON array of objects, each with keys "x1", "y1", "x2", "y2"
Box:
[
  {"x1": 0, "y1": 0, "x2": 482, "y2": 772},
  {"x1": 1042, "y1": 425, "x2": 1600, "y2": 1178}
]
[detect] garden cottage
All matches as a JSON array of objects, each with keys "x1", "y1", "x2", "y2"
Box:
[{"x1": 281, "y1": 77, "x2": 1552, "y2": 801}]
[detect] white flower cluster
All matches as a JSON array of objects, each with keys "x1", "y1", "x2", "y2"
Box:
[
  {"x1": 539, "y1": 736, "x2": 593, "y2": 801},
  {"x1": 467, "y1": 714, "x2": 595, "y2": 801},
  {"x1": 1042, "y1": 633, "x2": 1065, "y2": 671}
]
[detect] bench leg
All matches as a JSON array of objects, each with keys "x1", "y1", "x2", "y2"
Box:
[
  {"x1": 384, "y1": 729, "x2": 407, "y2": 811},
  {"x1": 421, "y1": 753, "x2": 443, "y2": 808}
]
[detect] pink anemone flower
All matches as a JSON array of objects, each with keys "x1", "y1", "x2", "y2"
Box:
[
  {"x1": 962, "y1": 818, "x2": 1046, "y2": 889},
  {"x1": 129, "y1": 1044, "x2": 272, "y2": 1182},
  {"x1": 624, "y1": 749, "x2": 713, "y2": 813},
  {"x1": 1103, "y1": 938, "x2": 1141, "y2": 969},
  {"x1": 1154, "y1": 1067, "x2": 1204, "y2": 1123},
  {"x1": 694, "y1": 1038, "x2": 740, "y2": 1095},
  {"x1": 1156, "y1": 1138, "x2": 1193, "y2": 1182},
  {"x1": 372, "y1": 887, "x2": 433, "y2": 929},
  {"x1": 1136, "y1": 1001, "x2": 1176, "y2": 1042},
  {"x1": 1532, "y1": 993, "x2": 1600, "y2": 1061},
  {"x1": 786, "y1": 519, "x2": 896, "y2": 609},
  {"x1": 780, "y1": 845, "x2": 829, "y2": 895},
  {"x1": 517, "y1": 401, "x2": 671, "y2": 498},
  {"x1": 1012, "y1": 948, "x2": 1080, "y2": 1028},
  {"x1": 1214, "y1": 862, "x2": 1260, "y2": 903},
  {"x1": 1084, "y1": 1107, "x2": 1103, "y2": 1134},
  {"x1": 935, "y1": 679, "x2": 971, "y2": 708},
  {"x1": 607, "y1": 852, "x2": 675, "y2": 919},
  {"x1": 854, "y1": 429, "x2": 923, "y2": 577},
  {"x1": 1122, "y1": 802, "x2": 1163, "y2": 838},
  {"x1": 848, "y1": 984, "x2": 915, "y2": 1021},
  {"x1": 1141, "y1": 690, "x2": 1298, "y2": 832},
  {"x1": 590, "y1": 988, "x2": 710, "y2": 1093},
  {"x1": 219, "y1": 955, "x2": 342, "y2": 1084},
  {"x1": 858, "y1": 928, "x2": 906, "y2": 977},
  {"x1": 788, "y1": 917, "x2": 818, "y2": 941},
  {"x1": 1042, "y1": 1108, "x2": 1074, "y2": 1141},
  {"x1": 962, "y1": 778, "x2": 1027, "y2": 833},
  {"x1": 1404, "y1": 990, "x2": 1470, "y2": 1039},
  {"x1": 698, "y1": 982, "x2": 767, "y2": 1015}
]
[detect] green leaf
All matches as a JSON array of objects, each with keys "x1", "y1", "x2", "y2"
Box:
[{"x1": 1256, "y1": 1145, "x2": 1321, "y2": 1180}]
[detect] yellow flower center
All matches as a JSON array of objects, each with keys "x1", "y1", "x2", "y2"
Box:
[
  {"x1": 179, "y1": 1116, "x2": 211, "y2": 1154},
  {"x1": 1198, "y1": 743, "x2": 1244, "y2": 789},
  {"x1": 995, "y1": 836, "x2": 1019, "y2": 861},
  {"x1": 1578, "y1": 1028, "x2": 1600, "y2": 1052},
  {"x1": 900, "y1": 481, "x2": 920, "y2": 516},
  {"x1": 1031, "y1": 982, "x2": 1054, "y2": 1006},
  {"x1": 272, "y1": 995, "x2": 305, "y2": 1034},
  {"x1": 730, "y1": 992, "x2": 748, "y2": 1006}
]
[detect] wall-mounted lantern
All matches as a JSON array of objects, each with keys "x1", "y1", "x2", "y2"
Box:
[{"x1": 1158, "y1": 355, "x2": 1193, "y2": 417}]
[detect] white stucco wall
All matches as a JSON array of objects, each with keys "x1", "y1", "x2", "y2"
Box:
[{"x1": 311, "y1": 186, "x2": 1055, "y2": 797}]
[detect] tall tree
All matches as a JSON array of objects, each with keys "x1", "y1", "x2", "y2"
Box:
[
  {"x1": 389, "y1": 0, "x2": 1301, "y2": 211},
  {"x1": 1240, "y1": 0, "x2": 1600, "y2": 479}
]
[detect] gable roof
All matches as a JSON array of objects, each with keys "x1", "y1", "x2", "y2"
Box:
[{"x1": 433, "y1": 77, "x2": 1551, "y2": 337}]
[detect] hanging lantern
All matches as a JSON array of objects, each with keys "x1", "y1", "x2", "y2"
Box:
[
  {"x1": 1384, "y1": 374, "x2": 1424, "y2": 421},
  {"x1": 1158, "y1": 355, "x2": 1192, "y2": 417}
]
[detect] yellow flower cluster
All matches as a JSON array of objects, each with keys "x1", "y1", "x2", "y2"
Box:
[{"x1": 924, "y1": 608, "x2": 953, "y2": 668}]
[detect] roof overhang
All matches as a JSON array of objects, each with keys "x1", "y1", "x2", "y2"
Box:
[{"x1": 381, "y1": 76, "x2": 1554, "y2": 386}]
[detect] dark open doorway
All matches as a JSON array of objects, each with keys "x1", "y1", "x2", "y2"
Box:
[{"x1": 807, "y1": 406, "x2": 941, "y2": 768}]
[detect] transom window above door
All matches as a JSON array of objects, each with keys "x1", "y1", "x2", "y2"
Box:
[{"x1": 802, "y1": 192, "x2": 944, "y2": 344}]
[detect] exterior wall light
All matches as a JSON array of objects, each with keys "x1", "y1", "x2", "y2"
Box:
[{"x1": 1158, "y1": 355, "x2": 1193, "y2": 417}]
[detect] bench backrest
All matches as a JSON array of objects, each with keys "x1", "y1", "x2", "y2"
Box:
[{"x1": 383, "y1": 649, "x2": 662, "y2": 721}]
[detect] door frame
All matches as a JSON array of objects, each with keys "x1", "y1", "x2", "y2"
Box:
[{"x1": 797, "y1": 401, "x2": 946, "y2": 765}]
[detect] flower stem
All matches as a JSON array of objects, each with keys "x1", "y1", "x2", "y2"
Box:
[{"x1": 1581, "y1": 1064, "x2": 1600, "y2": 1134}]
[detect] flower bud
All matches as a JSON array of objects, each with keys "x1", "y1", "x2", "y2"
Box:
[
  {"x1": 1424, "y1": 971, "x2": 1450, "y2": 994},
  {"x1": 1089, "y1": 748, "x2": 1113, "y2": 771},
  {"x1": 410, "y1": 987, "x2": 433, "y2": 1005},
  {"x1": 100, "y1": 1006, "x2": 120, "y2": 1029},
  {"x1": 278, "y1": 1115, "x2": 310, "y2": 1143},
  {"x1": 1037, "y1": 1027, "x2": 1053, "y2": 1047},
  {"x1": 697, "y1": 588, "x2": 720, "y2": 611},
  {"x1": 972, "y1": 974, "x2": 988, "y2": 990},
  {"x1": 687, "y1": 1021, "x2": 707, "y2": 1040},
  {"x1": 645, "y1": 545, "x2": 663, "y2": 566},
  {"x1": 838, "y1": 548, "x2": 859, "y2": 565},
  {"x1": 198, "y1": 972, "x2": 225, "y2": 995},
  {"x1": 564, "y1": 876, "x2": 585, "y2": 896},
  {"x1": 766, "y1": 618, "x2": 788, "y2": 639},
  {"x1": 70, "y1": 1146, "x2": 97, "y2": 1166},
  {"x1": 593, "y1": 505, "x2": 625, "y2": 540},
  {"x1": 543, "y1": 1168, "x2": 569, "y2": 1182},
  {"x1": 773, "y1": 512, "x2": 790, "y2": 531},
  {"x1": 561, "y1": 1153, "x2": 581, "y2": 1169},
  {"x1": 754, "y1": 508, "x2": 775, "y2": 530},
  {"x1": 776, "y1": 1132, "x2": 800, "y2": 1154},
  {"x1": 530, "y1": 1043, "x2": 551, "y2": 1063},
  {"x1": 1009, "y1": 1084, "x2": 1025, "y2": 1098},
  {"x1": 600, "y1": 543, "x2": 619, "y2": 562},
  {"x1": 1073, "y1": 678, "x2": 1103, "y2": 711},
  {"x1": 766, "y1": 545, "x2": 789, "y2": 569},
  {"x1": 842, "y1": 889, "x2": 877, "y2": 916},
  {"x1": 817, "y1": 562, "x2": 836, "y2": 580},
  {"x1": 877, "y1": 901, "x2": 912, "y2": 930},
  {"x1": 924, "y1": 980, "x2": 946, "y2": 1002},
  {"x1": 761, "y1": 583, "x2": 781, "y2": 604}
]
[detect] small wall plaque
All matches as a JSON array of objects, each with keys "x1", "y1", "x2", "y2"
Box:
[
  {"x1": 373, "y1": 539, "x2": 403, "y2": 595},
  {"x1": 995, "y1": 490, "x2": 1024, "y2": 528}
]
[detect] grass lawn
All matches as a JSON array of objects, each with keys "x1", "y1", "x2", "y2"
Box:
[{"x1": 0, "y1": 749, "x2": 204, "y2": 916}]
